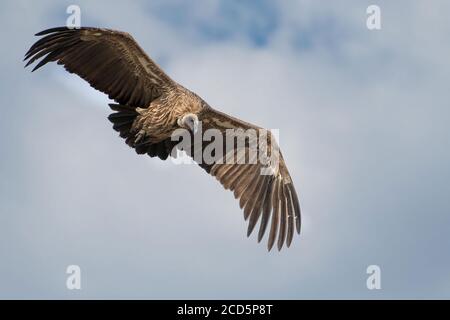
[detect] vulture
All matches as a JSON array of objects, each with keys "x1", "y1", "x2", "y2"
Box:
[{"x1": 24, "y1": 27, "x2": 301, "y2": 251}]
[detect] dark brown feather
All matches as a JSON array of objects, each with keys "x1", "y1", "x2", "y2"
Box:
[
  {"x1": 246, "y1": 175, "x2": 269, "y2": 236},
  {"x1": 285, "y1": 185, "x2": 295, "y2": 247},
  {"x1": 258, "y1": 179, "x2": 274, "y2": 243},
  {"x1": 277, "y1": 185, "x2": 287, "y2": 250},
  {"x1": 267, "y1": 180, "x2": 280, "y2": 251}
]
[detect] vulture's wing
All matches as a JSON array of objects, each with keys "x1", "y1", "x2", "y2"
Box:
[
  {"x1": 179, "y1": 106, "x2": 301, "y2": 251},
  {"x1": 196, "y1": 107, "x2": 301, "y2": 251},
  {"x1": 24, "y1": 27, "x2": 175, "y2": 107}
]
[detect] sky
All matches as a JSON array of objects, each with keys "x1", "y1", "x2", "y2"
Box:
[{"x1": 0, "y1": 0, "x2": 449, "y2": 299}]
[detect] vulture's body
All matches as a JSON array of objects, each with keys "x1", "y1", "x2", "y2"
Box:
[{"x1": 25, "y1": 27, "x2": 301, "y2": 251}]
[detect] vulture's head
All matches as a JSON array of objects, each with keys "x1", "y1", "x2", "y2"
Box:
[{"x1": 178, "y1": 113, "x2": 199, "y2": 134}]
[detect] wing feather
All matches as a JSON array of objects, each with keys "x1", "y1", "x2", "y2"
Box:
[
  {"x1": 243, "y1": 173, "x2": 265, "y2": 220},
  {"x1": 277, "y1": 185, "x2": 287, "y2": 250},
  {"x1": 246, "y1": 175, "x2": 270, "y2": 236},
  {"x1": 268, "y1": 180, "x2": 281, "y2": 251},
  {"x1": 285, "y1": 185, "x2": 295, "y2": 247},
  {"x1": 258, "y1": 179, "x2": 274, "y2": 243}
]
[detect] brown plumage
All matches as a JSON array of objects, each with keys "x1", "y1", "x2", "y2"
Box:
[{"x1": 24, "y1": 27, "x2": 301, "y2": 251}]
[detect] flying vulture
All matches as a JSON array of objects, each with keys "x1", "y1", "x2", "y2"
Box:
[{"x1": 24, "y1": 27, "x2": 301, "y2": 251}]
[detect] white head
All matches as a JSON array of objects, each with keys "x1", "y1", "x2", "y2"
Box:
[{"x1": 178, "y1": 113, "x2": 199, "y2": 133}]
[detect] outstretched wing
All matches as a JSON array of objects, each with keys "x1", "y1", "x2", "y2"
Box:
[
  {"x1": 196, "y1": 107, "x2": 301, "y2": 251},
  {"x1": 24, "y1": 27, "x2": 175, "y2": 107}
]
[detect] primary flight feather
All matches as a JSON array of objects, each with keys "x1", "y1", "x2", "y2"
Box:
[{"x1": 24, "y1": 27, "x2": 301, "y2": 251}]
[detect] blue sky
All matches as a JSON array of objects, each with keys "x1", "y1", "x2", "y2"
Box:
[{"x1": 0, "y1": 0, "x2": 449, "y2": 299}]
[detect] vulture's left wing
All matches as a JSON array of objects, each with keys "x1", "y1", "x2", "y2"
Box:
[{"x1": 181, "y1": 106, "x2": 301, "y2": 251}]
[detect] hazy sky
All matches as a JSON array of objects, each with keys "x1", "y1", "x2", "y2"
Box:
[{"x1": 1, "y1": 0, "x2": 449, "y2": 299}]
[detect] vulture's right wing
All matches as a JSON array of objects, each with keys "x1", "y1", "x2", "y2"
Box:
[{"x1": 24, "y1": 27, "x2": 175, "y2": 107}]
